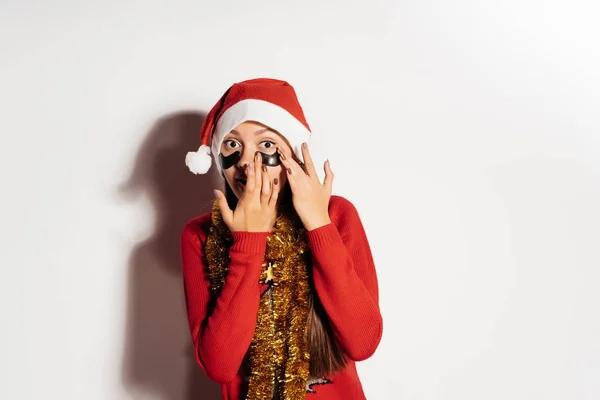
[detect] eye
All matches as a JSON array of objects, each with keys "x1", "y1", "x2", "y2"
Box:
[
  {"x1": 260, "y1": 140, "x2": 276, "y2": 150},
  {"x1": 223, "y1": 139, "x2": 240, "y2": 149}
]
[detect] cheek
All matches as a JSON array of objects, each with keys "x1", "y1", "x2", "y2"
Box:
[
  {"x1": 267, "y1": 166, "x2": 287, "y2": 183},
  {"x1": 223, "y1": 169, "x2": 236, "y2": 186}
]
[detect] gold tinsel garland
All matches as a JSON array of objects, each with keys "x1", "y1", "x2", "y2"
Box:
[{"x1": 204, "y1": 200, "x2": 311, "y2": 399}]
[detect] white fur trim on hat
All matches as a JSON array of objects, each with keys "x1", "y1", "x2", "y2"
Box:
[
  {"x1": 211, "y1": 99, "x2": 328, "y2": 182},
  {"x1": 211, "y1": 99, "x2": 312, "y2": 162},
  {"x1": 185, "y1": 144, "x2": 212, "y2": 174}
]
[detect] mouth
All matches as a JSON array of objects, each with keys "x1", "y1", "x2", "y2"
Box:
[{"x1": 235, "y1": 177, "x2": 247, "y2": 190}]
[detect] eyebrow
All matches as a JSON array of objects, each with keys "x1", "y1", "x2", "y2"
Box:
[{"x1": 229, "y1": 127, "x2": 272, "y2": 136}]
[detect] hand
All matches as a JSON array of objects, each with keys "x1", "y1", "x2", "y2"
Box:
[
  {"x1": 214, "y1": 152, "x2": 281, "y2": 232},
  {"x1": 277, "y1": 143, "x2": 334, "y2": 231}
]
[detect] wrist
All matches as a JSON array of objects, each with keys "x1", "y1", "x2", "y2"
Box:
[{"x1": 302, "y1": 214, "x2": 331, "y2": 231}]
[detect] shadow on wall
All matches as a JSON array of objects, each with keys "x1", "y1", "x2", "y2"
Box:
[{"x1": 119, "y1": 111, "x2": 221, "y2": 400}]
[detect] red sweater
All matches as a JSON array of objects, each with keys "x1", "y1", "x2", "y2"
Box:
[{"x1": 180, "y1": 195, "x2": 383, "y2": 399}]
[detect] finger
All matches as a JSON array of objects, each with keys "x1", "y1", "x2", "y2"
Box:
[
  {"x1": 245, "y1": 162, "x2": 256, "y2": 194},
  {"x1": 253, "y1": 152, "x2": 262, "y2": 198},
  {"x1": 300, "y1": 142, "x2": 318, "y2": 179},
  {"x1": 323, "y1": 160, "x2": 334, "y2": 195},
  {"x1": 214, "y1": 189, "x2": 234, "y2": 226},
  {"x1": 268, "y1": 176, "x2": 281, "y2": 207},
  {"x1": 261, "y1": 163, "x2": 271, "y2": 205},
  {"x1": 277, "y1": 147, "x2": 305, "y2": 183},
  {"x1": 276, "y1": 147, "x2": 299, "y2": 191}
]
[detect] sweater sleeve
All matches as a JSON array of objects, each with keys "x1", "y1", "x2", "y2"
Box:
[
  {"x1": 305, "y1": 196, "x2": 383, "y2": 361},
  {"x1": 180, "y1": 216, "x2": 269, "y2": 383}
]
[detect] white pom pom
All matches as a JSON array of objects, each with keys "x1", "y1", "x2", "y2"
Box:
[{"x1": 185, "y1": 145, "x2": 212, "y2": 174}]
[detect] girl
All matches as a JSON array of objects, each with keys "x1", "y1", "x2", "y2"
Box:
[{"x1": 181, "y1": 78, "x2": 383, "y2": 399}]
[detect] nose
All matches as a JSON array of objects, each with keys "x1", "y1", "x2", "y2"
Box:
[{"x1": 236, "y1": 147, "x2": 256, "y2": 170}]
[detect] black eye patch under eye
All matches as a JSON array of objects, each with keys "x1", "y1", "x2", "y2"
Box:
[
  {"x1": 219, "y1": 151, "x2": 281, "y2": 170},
  {"x1": 220, "y1": 151, "x2": 241, "y2": 170},
  {"x1": 261, "y1": 151, "x2": 281, "y2": 167}
]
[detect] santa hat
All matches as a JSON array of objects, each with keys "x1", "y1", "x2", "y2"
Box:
[{"x1": 185, "y1": 78, "x2": 327, "y2": 181}]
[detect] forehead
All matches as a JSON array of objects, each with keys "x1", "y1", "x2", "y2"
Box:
[
  {"x1": 220, "y1": 121, "x2": 294, "y2": 153},
  {"x1": 226, "y1": 121, "x2": 280, "y2": 138}
]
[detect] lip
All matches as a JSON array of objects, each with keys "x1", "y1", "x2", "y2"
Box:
[{"x1": 235, "y1": 177, "x2": 247, "y2": 191}]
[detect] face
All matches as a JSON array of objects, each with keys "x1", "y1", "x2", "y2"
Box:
[{"x1": 220, "y1": 121, "x2": 293, "y2": 199}]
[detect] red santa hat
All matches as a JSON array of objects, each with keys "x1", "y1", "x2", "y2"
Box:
[{"x1": 185, "y1": 78, "x2": 327, "y2": 181}]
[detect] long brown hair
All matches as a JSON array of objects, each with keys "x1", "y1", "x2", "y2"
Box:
[{"x1": 224, "y1": 182, "x2": 346, "y2": 376}]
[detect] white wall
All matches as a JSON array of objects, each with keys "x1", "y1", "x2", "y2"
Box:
[{"x1": 1, "y1": 1, "x2": 599, "y2": 399}]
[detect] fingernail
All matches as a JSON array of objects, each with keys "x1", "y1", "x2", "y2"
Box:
[
  {"x1": 213, "y1": 189, "x2": 219, "y2": 198},
  {"x1": 274, "y1": 178, "x2": 278, "y2": 185},
  {"x1": 249, "y1": 162, "x2": 254, "y2": 171},
  {"x1": 287, "y1": 167, "x2": 292, "y2": 174},
  {"x1": 279, "y1": 152, "x2": 286, "y2": 160},
  {"x1": 262, "y1": 165, "x2": 267, "y2": 172},
  {"x1": 302, "y1": 142, "x2": 307, "y2": 149}
]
